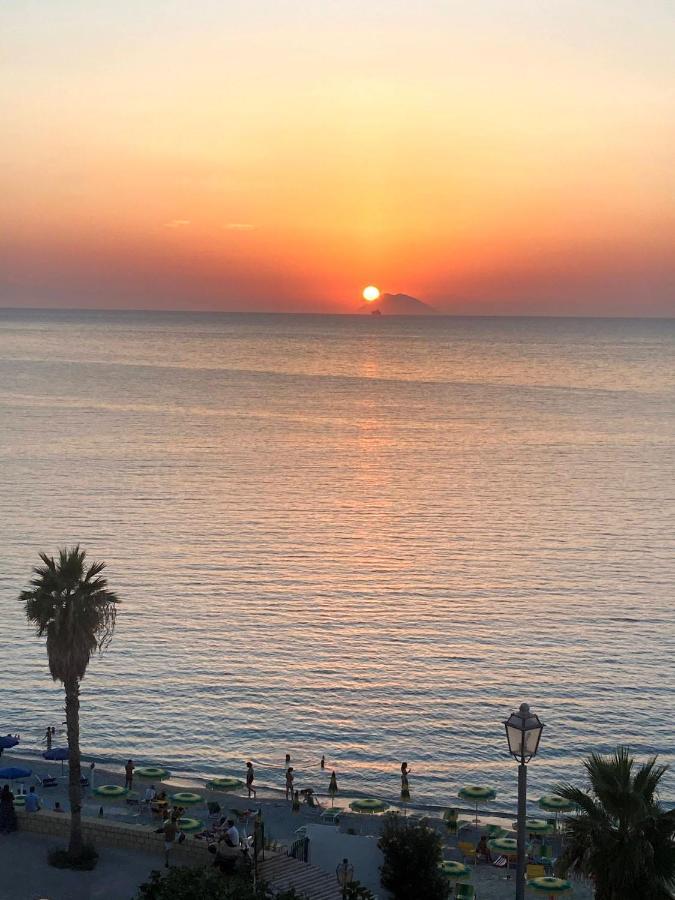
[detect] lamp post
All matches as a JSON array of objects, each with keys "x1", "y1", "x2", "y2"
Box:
[
  {"x1": 504, "y1": 703, "x2": 544, "y2": 900},
  {"x1": 336, "y1": 857, "x2": 354, "y2": 899}
]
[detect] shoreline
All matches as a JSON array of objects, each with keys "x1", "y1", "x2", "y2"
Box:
[{"x1": 0, "y1": 749, "x2": 526, "y2": 823}]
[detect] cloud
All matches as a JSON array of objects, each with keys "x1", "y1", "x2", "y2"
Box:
[
  {"x1": 224, "y1": 223, "x2": 255, "y2": 231},
  {"x1": 163, "y1": 219, "x2": 191, "y2": 228}
]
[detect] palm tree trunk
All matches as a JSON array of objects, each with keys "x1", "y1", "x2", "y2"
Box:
[{"x1": 64, "y1": 676, "x2": 83, "y2": 858}]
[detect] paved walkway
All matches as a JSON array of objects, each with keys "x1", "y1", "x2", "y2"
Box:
[{"x1": 0, "y1": 832, "x2": 160, "y2": 900}]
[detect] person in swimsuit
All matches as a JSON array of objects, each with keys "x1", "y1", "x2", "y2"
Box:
[
  {"x1": 246, "y1": 761, "x2": 256, "y2": 799},
  {"x1": 285, "y1": 766, "x2": 294, "y2": 800}
]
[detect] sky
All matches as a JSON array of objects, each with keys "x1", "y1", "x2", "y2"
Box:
[{"x1": 1, "y1": 0, "x2": 674, "y2": 316}]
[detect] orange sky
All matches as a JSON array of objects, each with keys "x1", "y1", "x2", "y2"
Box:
[{"x1": 1, "y1": 1, "x2": 674, "y2": 315}]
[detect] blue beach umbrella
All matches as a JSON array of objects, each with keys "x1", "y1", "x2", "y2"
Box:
[
  {"x1": 0, "y1": 766, "x2": 32, "y2": 781},
  {"x1": 0, "y1": 735, "x2": 20, "y2": 757},
  {"x1": 43, "y1": 747, "x2": 69, "y2": 774}
]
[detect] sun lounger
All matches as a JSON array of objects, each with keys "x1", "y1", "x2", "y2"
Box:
[
  {"x1": 35, "y1": 774, "x2": 57, "y2": 788},
  {"x1": 458, "y1": 841, "x2": 477, "y2": 864},
  {"x1": 320, "y1": 807, "x2": 342, "y2": 824},
  {"x1": 527, "y1": 863, "x2": 547, "y2": 879}
]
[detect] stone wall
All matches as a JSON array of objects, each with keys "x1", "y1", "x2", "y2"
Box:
[{"x1": 16, "y1": 808, "x2": 212, "y2": 866}]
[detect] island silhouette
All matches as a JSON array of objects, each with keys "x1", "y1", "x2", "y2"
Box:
[{"x1": 358, "y1": 292, "x2": 437, "y2": 315}]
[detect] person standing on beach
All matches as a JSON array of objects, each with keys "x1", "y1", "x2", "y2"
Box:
[
  {"x1": 0, "y1": 785, "x2": 17, "y2": 833},
  {"x1": 246, "y1": 761, "x2": 256, "y2": 799},
  {"x1": 125, "y1": 759, "x2": 134, "y2": 790},
  {"x1": 320, "y1": 755, "x2": 325, "y2": 769},
  {"x1": 161, "y1": 816, "x2": 177, "y2": 867},
  {"x1": 285, "y1": 766, "x2": 294, "y2": 800}
]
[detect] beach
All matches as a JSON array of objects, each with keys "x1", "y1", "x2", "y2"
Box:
[{"x1": 0, "y1": 750, "x2": 598, "y2": 899}]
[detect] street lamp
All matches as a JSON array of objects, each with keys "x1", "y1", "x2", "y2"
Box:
[
  {"x1": 504, "y1": 703, "x2": 544, "y2": 900},
  {"x1": 336, "y1": 857, "x2": 354, "y2": 899}
]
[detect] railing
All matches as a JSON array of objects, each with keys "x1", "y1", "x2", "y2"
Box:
[{"x1": 288, "y1": 835, "x2": 310, "y2": 863}]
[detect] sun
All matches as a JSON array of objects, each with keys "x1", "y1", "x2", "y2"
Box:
[{"x1": 362, "y1": 285, "x2": 380, "y2": 302}]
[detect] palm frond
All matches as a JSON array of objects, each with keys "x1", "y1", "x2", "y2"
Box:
[{"x1": 18, "y1": 546, "x2": 120, "y2": 682}]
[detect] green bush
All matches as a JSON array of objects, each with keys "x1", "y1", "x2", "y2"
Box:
[
  {"x1": 378, "y1": 813, "x2": 449, "y2": 900},
  {"x1": 48, "y1": 843, "x2": 99, "y2": 870},
  {"x1": 344, "y1": 882, "x2": 376, "y2": 900},
  {"x1": 135, "y1": 867, "x2": 308, "y2": 900}
]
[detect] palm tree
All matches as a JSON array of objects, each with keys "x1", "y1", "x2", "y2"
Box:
[
  {"x1": 555, "y1": 746, "x2": 675, "y2": 900},
  {"x1": 19, "y1": 546, "x2": 119, "y2": 859}
]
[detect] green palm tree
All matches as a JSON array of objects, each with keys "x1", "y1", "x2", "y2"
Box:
[
  {"x1": 555, "y1": 746, "x2": 675, "y2": 900},
  {"x1": 19, "y1": 546, "x2": 119, "y2": 859}
]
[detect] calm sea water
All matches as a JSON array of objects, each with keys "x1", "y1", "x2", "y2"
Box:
[{"x1": 0, "y1": 310, "x2": 673, "y2": 811}]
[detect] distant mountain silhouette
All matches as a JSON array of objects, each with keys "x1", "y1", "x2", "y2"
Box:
[{"x1": 358, "y1": 292, "x2": 437, "y2": 315}]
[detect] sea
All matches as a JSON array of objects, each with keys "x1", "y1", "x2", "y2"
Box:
[{"x1": 0, "y1": 309, "x2": 673, "y2": 813}]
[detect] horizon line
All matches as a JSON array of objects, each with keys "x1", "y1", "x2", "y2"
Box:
[{"x1": 1, "y1": 305, "x2": 674, "y2": 322}]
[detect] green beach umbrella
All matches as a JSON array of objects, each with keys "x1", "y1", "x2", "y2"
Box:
[
  {"x1": 13, "y1": 795, "x2": 26, "y2": 808},
  {"x1": 527, "y1": 876, "x2": 573, "y2": 897},
  {"x1": 511, "y1": 818, "x2": 554, "y2": 836},
  {"x1": 538, "y1": 795, "x2": 574, "y2": 813},
  {"x1": 439, "y1": 860, "x2": 471, "y2": 880},
  {"x1": 93, "y1": 784, "x2": 129, "y2": 800},
  {"x1": 539, "y1": 794, "x2": 575, "y2": 831},
  {"x1": 486, "y1": 823, "x2": 506, "y2": 839},
  {"x1": 489, "y1": 836, "x2": 518, "y2": 855},
  {"x1": 458, "y1": 785, "x2": 496, "y2": 826},
  {"x1": 170, "y1": 791, "x2": 203, "y2": 806},
  {"x1": 489, "y1": 835, "x2": 519, "y2": 873},
  {"x1": 177, "y1": 816, "x2": 203, "y2": 832},
  {"x1": 135, "y1": 766, "x2": 170, "y2": 780},
  {"x1": 207, "y1": 776, "x2": 243, "y2": 792},
  {"x1": 349, "y1": 798, "x2": 389, "y2": 814}
]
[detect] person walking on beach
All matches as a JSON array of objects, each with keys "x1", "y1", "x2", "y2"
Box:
[
  {"x1": 246, "y1": 761, "x2": 257, "y2": 799},
  {"x1": 160, "y1": 816, "x2": 177, "y2": 867},
  {"x1": 285, "y1": 766, "x2": 294, "y2": 800},
  {"x1": 124, "y1": 759, "x2": 134, "y2": 790},
  {"x1": 44, "y1": 726, "x2": 55, "y2": 751}
]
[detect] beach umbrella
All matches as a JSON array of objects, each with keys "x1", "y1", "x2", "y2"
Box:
[
  {"x1": 170, "y1": 791, "x2": 203, "y2": 806},
  {"x1": 207, "y1": 776, "x2": 243, "y2": 792},
  {"x1": 511, "y1": 818, "x2": 554, "y2": 836},
  {"x1": 0, "y1": 766, "x2": 32, "y2": 781},
  {"x1": 43, "y1": 747, "x2": 69, "y2": 775},
  {"x1": 439, "y1": 860, "x2": 471, "y2": 880},
  {"x1": 527, "y1": 875, "x2": 573, "y2": 897},
  {"x1": 349, "y1": 798, "x2": 389, "y2": 814},
  {"x1": 135, "y1": 766, "x2": 171, "y2": 780},
  {"x1": 458, "y1": 785, "x2": 496, "y2": 826},
  {"x1": 489, "y1": 836, "x2": 518, "y2": 872},
  {"x1": 0, "y1": 735, "x2": 19, "y2": 757},
  {"x1": 328, "y1": 772, "x2": 338, "y2": 808},
  {"x1": 539, "y1": 794, "x2": 575, "y2": 831},
  {"x1": 538, "y1": 795, "x2": 575, "y2": 813}
]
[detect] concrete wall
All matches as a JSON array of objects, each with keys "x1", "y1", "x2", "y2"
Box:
[{"x1": 16, "y1": 808, "x2": 212, "y2": 866}]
